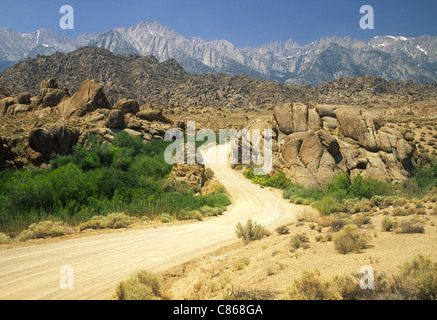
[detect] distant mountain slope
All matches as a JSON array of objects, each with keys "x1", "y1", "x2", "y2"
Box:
[
  {"x1": 0, "y1": 20, "x2": 436, "y2": 85},
  {"x1": 1, "y1": 47, "x2": 436, "y2": 109}
]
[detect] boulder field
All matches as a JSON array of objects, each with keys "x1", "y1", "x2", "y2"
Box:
[
  {"x1": 0, "y1": 79, "x2": 174, "y2": 168},
  {"x1": 248, "y1": 102, "x2": 417, "y2": 188}
]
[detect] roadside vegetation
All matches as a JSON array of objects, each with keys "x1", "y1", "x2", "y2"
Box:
[
  {"x1": 243, "y1": 168, "x2": 292, "y2": 190},
  {"x1": 283, "y1": 155, "x2": 437, "y2": 216},
  {"x1": 116, "y1": 270, "x2": 162, "y2": 300},
  {"x1": 0, "y1": 132, "x2": 230, "y2": 241},
  {"x1": 238, "y1": 154, "x2": 436, "y2": 256},
  {"x1": 288, "y1": 255, "x2": 437, "y2": 300}
]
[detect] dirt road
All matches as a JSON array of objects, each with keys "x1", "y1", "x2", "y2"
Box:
[{"x1": 0, "y1": 143, "x2": 301, "y2": 300}]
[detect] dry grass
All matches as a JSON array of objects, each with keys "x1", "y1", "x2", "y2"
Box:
[
  {"x1": 156, "y1": 203, "x2": 437, "y2": 300},
  {"x1": 18, "y1": 220, "x2": 72, "y2": 241},
  {"x1": 79, "y1": 212, "x2": 136, "y2": 231},
  {"x1": 116, "y1": 270, "x2": 162, "y2": 300}
]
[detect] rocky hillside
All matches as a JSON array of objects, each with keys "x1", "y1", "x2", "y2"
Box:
[{"x1": 1, "y1": 47, "x2": 437, "y2": 110}]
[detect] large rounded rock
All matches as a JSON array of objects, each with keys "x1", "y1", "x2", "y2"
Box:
[
  {"x1": 136, "y1": 110, "x2": 172, "y2": 124},
  {"x1": 114, "y1": 98, "x2": 140, "y2": 115},
  {"x1": 292, "y1": 103, "x2": 308, "y2": 133},
  {"x1": 29, "y1": 128, "x2": 54, "y2": 154},
  {"x1": 322, "y1": 117, "x2": 338, "y2": 130},
  {"x1": 317, "y1": 130, "x2": 340, "y2": 156},
  {"x1": 336, "y1": 108, "x2": 367, "y2": 143},
  {"x1": 298, "y1": 131, "x2": 324, "y2": 170},
  {"x1": 396, "y1": 139, "x2": 414, "y2": 162},
  {"x1": 17, "y1": 92, "x2": 31, "y2": 105},
  {"x1": 273, "y1": 103, "x2": 293, "y2": 135},
  {"x1": 58, "y1": 79, "x2": 112, "y2": 119},
  {"x1": 0, "y1": 97, "x2": 18, "y2": 115},
  {"x1": 105, "y1": 110, "x2": 125, "y2": 129},
  {"x1": 316, "y1": 104, "x2": 339, "y2": 118},
  {"x1": 49, "y1": 124, "x2": 79, "y2": 155},
  {"x1": 308, "y1": 108, "x2": 321, "y2": 132},
  {"x1": 281, "y1": 132, "x2": 306, "y2": 166},
  {"x1": 41, "y1": 88, "x2": 70, "y2": 108}
]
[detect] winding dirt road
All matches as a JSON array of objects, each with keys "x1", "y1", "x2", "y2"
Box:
[{"x1": 0, "y1": 144, "x2": 302, "y2": 300}]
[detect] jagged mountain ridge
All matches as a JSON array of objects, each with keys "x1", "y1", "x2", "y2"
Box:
[
  {"x1": 1, "y1": 47, "x2": 437, "y2": 109},
  {"x1": 0, "y1": 20, "x2": 437, "y2": 85}
]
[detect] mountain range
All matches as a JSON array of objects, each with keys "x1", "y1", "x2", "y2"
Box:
[
  {"x1": 1, "y1": 20, "x2": 437, "y2": 86},
  {"x1": 2, "y1": 46, "x2": 437, "y2": 109}
]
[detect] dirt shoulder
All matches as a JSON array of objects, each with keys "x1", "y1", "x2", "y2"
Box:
[{"x1": 158, "y1": 209, "x2": 437, "y2": 300}]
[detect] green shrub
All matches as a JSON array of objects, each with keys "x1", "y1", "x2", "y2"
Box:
[
  {"x1": 291, "y1": 233, "x2": 310, "y2": 249},
  {"x1": 381, "y1": 216, "x2": 398, "y2": 232},
  {"x1": 244, "y1": 169, "x2": 291, "y2": 189},
  {"x1": 396, "y1": 219, "x2": 425, "y2": 234},
  {"x1": 158, "y1": 214, "x2": 173, "y2": 224},
  {"x1": 0, "y1": 232, "x2": 11, "y2": 244},
  {"x1": 199, "y1": 205, "x2": 214, "y2": 216},
  {"x1": 312, "y1": 196, "x2": 340, "y2": 215},
  {"x1": 184, "y1": 210, "x2": 203, "y2": 221},
  {"x1": 18, "y1": 220, "x2": 70, "y2": 241},
  {"x1": 275, "y1": 225, "x2": 290, "y2": 235},
  {"x1": 393, "y1": 255, "x2": 437, "y2": 300},
  {"x1": 105, "y1": 212, "x2": 136, "y2": 229},
  {"x1": 333, "y1": 225, "x2": 369, "y2": 254},
  {"x1": 327, "y1": 173, "x2": 351, "y2": 193},
  {"x1": 235, "y1": 220, "x2": 265, "y2": 244},
  {"x1": 116, "y1": 270, "x2": 161, "y2": 300},
  {"x1": 79, "y1": 216, "x2": 107, "y2": 230},
  {"x1": 350, "y1": 174, "x2": 390, "y2": 199},
  {"x1": 211, "y1": 207, "x2": 225, "y2": 216},
  {"x1": 233, "y1": 258, "x2": 250, "y2": 271},
  {"x1": 288, "y1": 270, "x2": 341, "y2": 300},
  {"x1": 0, "y1": 133, "x2": 232, "y2": 235},
  {"x1": 392, "y1": 207, "x2": 408, "y2": 216}
]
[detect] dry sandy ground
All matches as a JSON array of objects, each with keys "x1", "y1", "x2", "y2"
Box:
[
  {"x1": 160, "y1": 211, "x2": 437, "y2": 300},
  {"x1": 0, "y1": 143, "x2": 305, "y2": 300}
]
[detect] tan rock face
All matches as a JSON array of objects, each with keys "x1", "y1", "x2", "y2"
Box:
[
  {"x1": 136, "y1": 109, "x2": 173, "y2": 124},
  {"x1": 58, "y1": 79, "x2": 112, "y2": 119},
  {"x1": 113, "y1": 98, "x2": 140, "y2": 115},
  {"x1": 273, "y1": 103, "x2": 293, "y2": 135},
  {"x1": 0, "y1": 97, "x2": 18, "y2": 115},
  {"x1": 292, "y1": 103, "x2": 308, "y2": 133},
  {"x1": 266, "y1": 102, "x2": 418, "y2": 188},
  {"x1": 105, "y1": 110, "x2": 125, "y2": 129}
]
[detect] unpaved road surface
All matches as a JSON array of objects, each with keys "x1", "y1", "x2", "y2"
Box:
[{"x1": 0, "y1": 144, "x2": 301, "y2": 300}]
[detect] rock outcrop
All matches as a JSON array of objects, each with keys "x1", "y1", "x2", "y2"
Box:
[
  {"x1": 28, "y1": 124, "x2": 79, "y2": 164},
  {"x1": 57, "y1": 79, "x2": 111, "y2": 118},
  {"x1": 105, "y1": 110, "x2": 125, "y2": 129},
  {"x1": 113, "y1": 98, "x2": 140, "y2": 115},
  {"x1": 136, "y1": 109, "x2": 173, "y2": 124},
  {"x1": 0, "y1": 78, "x2": 176, "y2": 169},
  {"x1": 258, "y1": 103, "x2": 418, "y2": 188}
]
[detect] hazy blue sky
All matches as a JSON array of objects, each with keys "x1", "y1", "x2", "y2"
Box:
[{"x1": 1, "y1": 0, "x2": 436, "y2": 47}]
